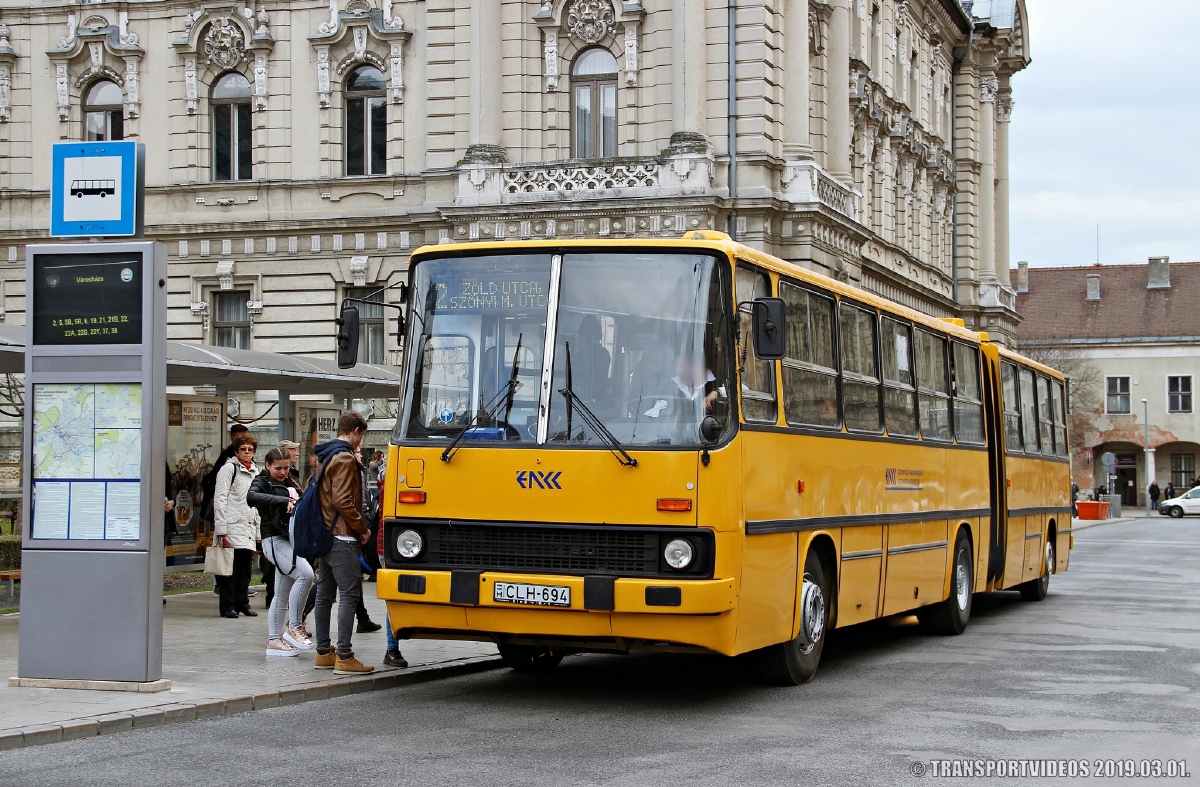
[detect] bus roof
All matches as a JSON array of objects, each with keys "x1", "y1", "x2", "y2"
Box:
[
  {"x1": 991, "y1": 343, "x2": 1066, "y2": 381},
  {"x1": 411, "y1": 232, "x2": 986, "y2": 345}
]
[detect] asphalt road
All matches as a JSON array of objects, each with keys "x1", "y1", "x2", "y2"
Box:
[{"x1": 3, "y1": 517, "x2": 1199, "y2": 787}]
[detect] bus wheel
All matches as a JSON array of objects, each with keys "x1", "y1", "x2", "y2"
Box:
[
  {"x1": 1018, "y1": 538, "x2": 1054, "y2": 602},
  {"x1": 753, "y1": 550, "x2": 827, "y2": 686},
  {"x1": 918, "y1": 532, "x2": 973, "y2": 635},
  {"x1": 497, "y1": 643, "x2": 564, "y2": 673}
]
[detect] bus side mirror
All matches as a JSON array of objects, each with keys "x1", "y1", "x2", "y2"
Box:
[
  {"x1": 336, "y1": 304, "x2": 360, "y2": 369},
  {"x1": 751, "y1": 297, "x2": 786, "y2": 360}
]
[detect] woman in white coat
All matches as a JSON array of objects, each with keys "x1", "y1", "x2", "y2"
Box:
[{"x1": 213, "y1": 433, "x2": 261, "y2": 618}]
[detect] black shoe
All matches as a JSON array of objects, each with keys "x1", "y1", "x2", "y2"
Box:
[
  {"x1": 384, "y1": 649, "x2": 408, "y2": 668},
  {"x1": 239, "y1": 608, "x2": 259, "y2": 617},
  {"x1": 357, "y1": 619, "x2": 382, "y2": 633},
  {"x1": 222, "y1": 610, "x2": 239, "y2": 618}
]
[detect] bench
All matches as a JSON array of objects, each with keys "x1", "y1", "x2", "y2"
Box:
[{"x1": 0, "y1": 570, "x2": 19, "y2": 599}]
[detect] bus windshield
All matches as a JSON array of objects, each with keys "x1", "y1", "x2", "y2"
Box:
[{"x1": 395, "y1": 251, "x2": 733, "y2": 449}]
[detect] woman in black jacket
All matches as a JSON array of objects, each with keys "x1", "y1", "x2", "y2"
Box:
[{"x1": 248, "y1": 448, "x2": 314, "y2": 658}]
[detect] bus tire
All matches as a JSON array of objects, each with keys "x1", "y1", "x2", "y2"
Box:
[
  {"x1": 497, "y1": 643, "x2": 564, "y2": 673},
  {"x1": 918, "y1": 531, "x2": 973, "y2": 635},
  {"x1": 752, "y1": 550, "x2": 827, "y2": 686},
  {"x1": 1018, "y1": 538, "x2": 1054, "y2": 602}
]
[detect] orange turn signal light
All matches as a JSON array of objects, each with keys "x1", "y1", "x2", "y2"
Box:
[
  {"x1": 398, "y1": 491, "x2": 427, "y2": 504},
  {"x1": 657, "y1": 498, "x2": 692, "y2": 512}
]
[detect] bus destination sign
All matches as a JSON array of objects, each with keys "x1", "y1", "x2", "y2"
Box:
[
  {"x1": 31, "y1": 253, "x2": 143, "y2": 345},
  {"x1": 433, "y1": 273, "x2": 549, "y2": 312}
]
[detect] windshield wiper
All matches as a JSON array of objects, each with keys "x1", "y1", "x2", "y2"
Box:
[
  {"x1": 559, "y1": 342, "x2": 638, "y2": 468},
  {"x1": 441, "y1": 334, "x2": 523, "y2": 463}
]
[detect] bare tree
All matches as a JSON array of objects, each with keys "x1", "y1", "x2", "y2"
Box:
[
  {"x1": 0, "y1": 374, "x2": 22, "y2": 419},
  {"x1": 1018, "y1": 344, "x2": 1101, "y2": 417}
]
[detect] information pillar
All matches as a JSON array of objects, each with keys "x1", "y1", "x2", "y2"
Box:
[{"x1": 19, "y1": 241, "x2": 167, "y2": 683}]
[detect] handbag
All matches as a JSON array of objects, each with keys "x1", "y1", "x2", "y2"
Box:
[{"x1": 204, "y1": 543, "x2": 234, "y2": 576}]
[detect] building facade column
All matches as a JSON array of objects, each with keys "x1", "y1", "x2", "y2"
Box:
[
  {"x1": 825, "y1": 0, "x2": 851, "y2": 180},
  {"x1": 994, "y1": 77, "x2": 1013, "y2": 287},
  {"x1": 782, "y1": 0, "x2": 811, "y2": 158},
  {"x1": 465, "y1": 0, "x2": 505, "y2": 161},
  {"x1": 977, "y1": 73, "x2": 998, "y2": 283},
  {"x1": 671, "y1": 0, "x2": 707, "y2": 144}
]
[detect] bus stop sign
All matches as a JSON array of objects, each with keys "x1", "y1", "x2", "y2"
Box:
[{"x1": 50, "y1": 141, "x2": 145, "y2": 238}]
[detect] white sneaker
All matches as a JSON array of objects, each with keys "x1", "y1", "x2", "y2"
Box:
[
  {"x1": 266, "y1": 638, "x2": 299, "y2": 658},
  {"x1": 283, "y1": 626, "x2": 314, "y2": 650}
]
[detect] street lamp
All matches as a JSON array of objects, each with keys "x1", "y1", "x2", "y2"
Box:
[{"x1": 1143, "y1": 398, "x2": 1155, "y2": 516}]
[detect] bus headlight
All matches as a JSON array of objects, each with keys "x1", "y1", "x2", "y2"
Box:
[
  {"x1": 396, "y1": 529, "x2": 424, "y2": 559},
  {"x1": 663, "y1": 538, "x2": 694, "y2": 570}
]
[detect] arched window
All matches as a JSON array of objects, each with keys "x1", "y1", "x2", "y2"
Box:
[
  {"x1": 84, "y1": 80, "x2": 124, "y2": 142},
  {"x1": 571, "y1": 49, "x2": 618, "y2": 158},
  {"x1": 345, "y1": 66, "x2": 387, "y2": 176},
  {"x1": 212, "y1": 72, "x2": 253, "y2": 182}
]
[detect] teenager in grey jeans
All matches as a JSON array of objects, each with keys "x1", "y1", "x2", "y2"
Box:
[
  {"x1": 248, "y1": 448, "x2": 314, "y2": 657},
  {"x1": 312, "y1": 411, "x2": 374, "y2": 675}
]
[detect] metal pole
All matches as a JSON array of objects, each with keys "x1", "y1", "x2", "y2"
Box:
[{"x1": 1143, "y1": 398, "x2": 1152, "y2": 516}]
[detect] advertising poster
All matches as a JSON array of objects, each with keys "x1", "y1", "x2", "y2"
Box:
[
  {"x1": 164, "y1": 395, "x2": 224, "y2": 570},
  {"x1": 295, "y1": 403, "x2": 341, "y2": 488}
]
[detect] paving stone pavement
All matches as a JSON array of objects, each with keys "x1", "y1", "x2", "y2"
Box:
[{"x1": 0, "y1": 584, "x2": 499, "y2": 750}]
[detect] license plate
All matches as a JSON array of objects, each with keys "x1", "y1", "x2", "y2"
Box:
[{"x1": 492, "y1": 581, "x2": 571, "y2": 607}]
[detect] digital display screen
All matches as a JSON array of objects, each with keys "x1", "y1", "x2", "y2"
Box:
[
  {"x1": 32, "y1": 253, "x2": 143, "y2": 345},
  {"x1": 433, "y1": 273, "x2": 549, "y2": 312}
]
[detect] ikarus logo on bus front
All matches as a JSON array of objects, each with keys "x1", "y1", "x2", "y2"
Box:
[{"x1": 517, "y1": 470, "x2": 563, "y2": 490}]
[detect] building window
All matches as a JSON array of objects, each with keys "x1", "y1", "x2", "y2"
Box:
[
  {"x1": 1168, "y1": 375, "x2": 1192, "y2": 414},
  {"x1": 346, "y1": 287, "x2": 385, "y2": 364},
  {"x1": 571, "y1": 48, "x2": 618, "y2": 158},
  {"x1": 84, "y1": 80, "x2": 124, "y2": 141},
  {"x1": 212, "y1": 73, "x2": 253, "y2": 182},
  {"x1": 1171, "y1": 454, "x2": 1196, "y2": 490},
  {"x1": 213, "y1": 291, "x2": 251, "y2": 350},
  {"x1": 345, "y1": 66, "x2": 387, "y2": 176},
  {"x1": 1106, "y1": 376, "x2": 1131, "y2": 414}
]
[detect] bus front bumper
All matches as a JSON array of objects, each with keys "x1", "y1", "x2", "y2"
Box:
[{"x1": 376, "y1": 568, "x2": 739, "y2": 654}]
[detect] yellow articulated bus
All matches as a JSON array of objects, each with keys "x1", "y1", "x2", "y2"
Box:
[{"x1": 360, "y1": 231, "x2": 1072, "y2": 684}]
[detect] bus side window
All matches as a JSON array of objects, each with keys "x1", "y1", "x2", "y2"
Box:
[
  {"x1": 1001, "y1": 361, "x2": 1022, "y2": 451},
  {"x1": 916, "y1": 330, "x2": 952, "y2": 441},
  {"x1": 1052, "y1": 380, "x2": 1068, "y2": 457},
  {"x1": 880, "y1": 317, "x2": 917, "y2": 437},
  {"x1": 779, "y1": 280, "x2": 838, "y2": 428},
  {"x1": 951, "y1": 342, "x2": 985, "y2": 444},
  {"x1": 1019, "y1": 366, "x2": 1039, "y2": 453},
  {"x1": 839, "y1": 302, "x2": 882, "y2": 432},
  {"x1": 736, "y1": 265, "x2": 778, "y2": 423},
  {"x1": 1037, "y1": 374, "x2": 1055, "y2": 456}
]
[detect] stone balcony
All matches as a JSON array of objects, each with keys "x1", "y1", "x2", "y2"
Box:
[
  {"x1": 455, "y1": 152, "x2": 715, "y2": 207},
  {"x1": 780, "y1": 159, "x2": 863, "y2": 224}
]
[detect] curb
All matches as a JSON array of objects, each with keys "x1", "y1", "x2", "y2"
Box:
[{"x1": 0, "y1": 655, "x2": 502, "y2": 752}]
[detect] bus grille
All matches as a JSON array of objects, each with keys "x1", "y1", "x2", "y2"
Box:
[{"x1": 424, "y1": 524, "x2": 659, "y2": 575}]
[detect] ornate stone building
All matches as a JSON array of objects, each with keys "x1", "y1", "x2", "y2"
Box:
[{"x1": 0, "y1": 0, "x2": 1030, "y2": 418}]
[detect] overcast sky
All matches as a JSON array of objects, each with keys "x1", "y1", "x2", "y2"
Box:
[{"x1": 1009, "y1": 1, "x2": 1200, "y2": 268}]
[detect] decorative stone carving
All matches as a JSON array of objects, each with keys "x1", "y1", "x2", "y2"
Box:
[
  {"x1": 349, "y1": 256, "x2": 368, "y2": 287},
  {"x1": 190, "y1": 301, "x2": 210, "y2": 332},
  {"x1": 315, "y1": 46, "x2": 331, "y2": 107},
  {"x1": 566, "y1": 0, "x2": 616, "y2": 45},
  {"x1": 55, "y1": 63, "x2": 69, "y2": 121},
  {"x1": 124, "y1": 57, "x2": 140, "y2": 118},
  {"x1": 996, "y1": 95, "x2": 1013, "y2": 122},
  {"x1": 504, "y1": 161, "x2": 660, "y2": 195},
  {"x1": 543, "y1": 30, "x2": 559, "y2": 92},
  {"x1": 184, "y1": 56, "x2": 199, "y2": 113},
  {"x1": 253, "y1": 52, "x2": 268, "y2": 110},
  {"x1": 0, "y1": 22, "x2": 14, "y2": 123},
  {"x1": 215, "y1": 260, "x2": 236, "y2": 290},
  {"x1": 203, "y1": 18, "x2": 247, "y2": 70},
  {"x1": 979, "y1": 75, "x2": 999, "y2": 102},
  {"x1": 622, "y1": 23, "x2": 638, "y2": 86},
  {"x1": 255, "y1": 6, "x2": 270, "y2": 38},
  {"x1": 388, "y1": 43, "x2": 404, "y2": 103}
]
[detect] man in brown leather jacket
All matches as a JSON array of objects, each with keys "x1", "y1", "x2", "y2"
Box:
[{"x1": 311, "y1": 410, "x2": 375, "y2": 675}]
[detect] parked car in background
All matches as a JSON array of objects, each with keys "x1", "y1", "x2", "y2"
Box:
[{"x1": 1159, "y1": 487, "x2": 1200, "y2": 517}]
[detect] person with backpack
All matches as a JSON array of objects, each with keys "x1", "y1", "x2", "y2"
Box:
[
  {"x1": 309, "y1": 411, "x2": 375, "y2": 675},
  {"x1": 249, "y1": 447, "x2": 314, "y2": 658}
]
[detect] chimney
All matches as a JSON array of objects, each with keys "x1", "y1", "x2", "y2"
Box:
[
  {"x1": 1148, "y1": 255, "x2": 1170, "y2": 289},
  {"x1": 1085, "y1": 274, "x2": 1100, "y2": 301},
  {"x1": 1016, "y1": 261, "x2": 1029, "y2": 292}
]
